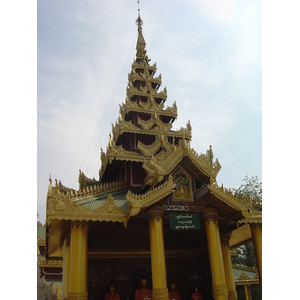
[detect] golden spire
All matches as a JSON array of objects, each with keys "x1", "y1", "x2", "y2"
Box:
[{"x1": 135, "y1": 0, "x2": 146, "y2": 59}]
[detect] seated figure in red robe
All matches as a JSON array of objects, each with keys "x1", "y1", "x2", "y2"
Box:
[
  {"x1": 104, "y1": 283, "x2": 121, "y2": 300},
  {"x1": 168, "y1": 281, "x2": 181, "y2": 300},
  {"x1": 191, "y1": 287, "x2": 203, "y2": 300},
  {"x1": 135, "y1": 278, "x2": 152, "y2": 300}
]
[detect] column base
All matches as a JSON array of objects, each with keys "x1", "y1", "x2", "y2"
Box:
[
  {"x1": 68, "y1": 291, "x2": 88, "y2": 300},
  {"x1": 152, "y1": 287, "x2": 169, "y2": 300},
  {"x1": 228, "y1": 290, "x2": 237, "y2": 300},
  {"x1": 212, "y1": 284, "x2": 228, "y2": 300}
]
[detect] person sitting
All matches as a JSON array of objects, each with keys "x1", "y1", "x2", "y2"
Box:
[
  {"x1": 168, "y1": 281, "x2": 181, "y2": 300},
  {"x1": 104, "y1": 283, "x2": 121, "y2": 300},
  {"x1": 135, "y1": 278, "x2": 152, "y2": 300},
  {"x1": 191, "y1": 287, "x2": 203, "y2": 300}
]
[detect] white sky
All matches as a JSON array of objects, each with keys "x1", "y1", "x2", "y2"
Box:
[{"x1": 37, "y1": 0, "x2": 262, "y2": 225}]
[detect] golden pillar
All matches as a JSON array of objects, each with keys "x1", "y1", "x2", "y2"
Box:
[
  {"x1": 62, "y1": 233, "x2": 70, "y2": 300},
  {"x1": 221, "y1": 234, "x2": 237, "y2": 300},
  {"x1": 68, "y1": 221, "x2": 89, "y2": 300},
  {"x1": 244, "y1": 285, "x2": 252, "y2": 300},
  {"x1": 250, "y1": 223, "x2": 262, "y2": 288},
  {"x1": 148, "y1": 205, "x2": 168, "y2": 300},
  {"x1": 203, "y1": 207, "x2": 228, "y2": 300}
]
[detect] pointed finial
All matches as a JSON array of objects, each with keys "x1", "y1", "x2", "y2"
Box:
[
  {"x1": 135, "y1": 0, "x2": 146, "y2": 59},
  {"x1": 136, "y1": 0, "x2": 143, "y2": 27}
]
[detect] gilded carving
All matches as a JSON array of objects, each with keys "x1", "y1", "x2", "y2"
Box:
[
  {"x1": 108, "y1": 144, "x2": 144, "y2": 163},
  {"x1": 137, "y1": 135, "x2": 173, "y2": 157},
  {"x1": 138, "y1": 115, "x2": 155, "y2": 130},
  {"x1": 52, "y1": 284, "x2": 62, "y2": 300},
  {"x1": 140, "y1": 144, "x2": 222, "y2": 188},
  {"x1": 212, "y1": 284, "x2": 228, "y2": 299},
  {"x1": 126, "y1": 175, "x2": 176, "y2": 216},
  {"x1": 238, "y1": 272, "x2": 251, "y2": 281},
  {"x1": 238, "y1": 207, "x2": 262, "y2": 226},
  {"x1": 138, "y1": 139, "x2": 161, "y2": 156},
  {"x1": 103, "y1": 194, "x2": 118, "y2": 213},
  {"x1": 228, "y1": 290, "x2": 237, "y2": 300},
  {"x1": 139, "y1": 98, "x2": 153, "y2": 110},
  {"x1": 234, "y1": 269, "x2": 259, "y2": 286},
  {"x1": 46, "y1": 182, "x2": 130, "y2": 227},
  {"x1": 173, "y1": 168, "x2": 193, "y2": 201},
  {"x1": 38, "y1": 256, "x2": 63, "y2": 268}
]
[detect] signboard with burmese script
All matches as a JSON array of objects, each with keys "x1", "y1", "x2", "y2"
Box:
[{"x1": 169, "y1": 213, "x2": 201, "y2": 230}]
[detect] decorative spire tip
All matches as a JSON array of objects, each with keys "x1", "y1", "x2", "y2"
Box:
[{"x1": 136, "y1": 0, "x2": 143, "y2": 26}]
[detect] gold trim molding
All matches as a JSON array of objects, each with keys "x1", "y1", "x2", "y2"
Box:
[
  {"x1": 46, "y1": 181, "x2": 130, "y2": 227},
  {"x1": 46, "y1": 175, "x2": 176, "y2": 225},
  {"x1": 208, "y1": 183, "x2": 253, "y2": 211},
  {"x1": 38, "y1": 257, "x2": 63, "y2": 268},
  {"x1": 126, "y1": 175, "x2": 176, "y2": 216}
]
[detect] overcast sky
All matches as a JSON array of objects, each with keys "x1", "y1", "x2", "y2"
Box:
[{"x1": 37, "y1": 0, "x2": 262, "y2": 225}]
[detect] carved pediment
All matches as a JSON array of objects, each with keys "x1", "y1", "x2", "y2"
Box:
[{"x1": 238, "y1": 272, "x2": 251, "y2": 281}]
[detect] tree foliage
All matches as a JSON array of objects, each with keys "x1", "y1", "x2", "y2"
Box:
[
  {"x1": 231, "y1": 175, "x2": 262, "y2": 268},
  {"x1": 232, "y1": 240, "x2": 256, "y2": 268},
  {"x1": 233, "y1": 175, "x2": 262, "y2": 201}
]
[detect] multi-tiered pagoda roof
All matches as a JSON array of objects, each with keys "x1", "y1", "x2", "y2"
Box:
[{"x1": 45, "y1": 13, "x2": 261, "y2": 258}]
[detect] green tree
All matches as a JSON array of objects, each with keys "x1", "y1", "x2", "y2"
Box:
[
  {"x1": 231, "y1": 175, "x2": 262, "y2": 267},
  {"x1": 234, "y1": 175, "x2": 262, "y2": 201},
  {"x1": 231, "y1": 175, "x2": 262, "y2": 300}
]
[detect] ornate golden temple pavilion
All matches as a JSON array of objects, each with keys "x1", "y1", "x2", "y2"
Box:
[{"x1": 44, "y1": 12, "x2": 262, "y2": 300}]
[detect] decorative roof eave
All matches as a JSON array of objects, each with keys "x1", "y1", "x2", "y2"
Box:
[
  {"x1": 37, "y1": 236, "x2": 45, "y2": 247},
  {"x1": 126, "y1": 175, "x2": 176, "y2": 217},
  {"x1": 238, "y1": 206, "x2": 262, "y2": 226},
  {"x1": 78, "y1": 170, "x2": 98, "y2": 190},
  {"x1": 131, "y1": 60, "x2": 157, "y2": 73},
  {"x1": 138, "y1": 134, "x2": 174, "y2": 157},
  {"x1": 38, "y1": 256, "x2": 63, "y2": 268},
  {"x1": 130, "y1": 72, "x2": 162, "y2": 87},
  {"x1": 142, "y1": 142, "x2": 221, "y2": 188},
  {"x1": 102, "y1": 124, "x2": 191, "y2": 165},
  {"x1": 138, "y1": 114, "x2": 173, "y2": 131},
  {"x1": 108, "y1": 145, "x2": 144, "y2": 164},
  {"x1": 126, "y1": 86, "x2": 167, "y2": 106},
  {"x1": 185, "y1": 144, "x2": 221, "y2": 181},
  {"x1": 206, "y1": 183, "x2": 262, "y2": 225},
  {"x1": 207, "y1": 183, "x2": 253, "y2": 211},
  {"x1": 46, "y1": 180, "x2": 130, "y2": 227},
  {"x1": 111, "y1": 117, "x2": 191, "y2": 145},
  {"x1": 138, "y1": 138, "x2": 161, "y2": 157},
  {"x1": 45, "y1": 176, "x2": 176, "y2": 228},
  {"x1": 120, "y1": 99, "x2": 177, "y2": 119}
]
